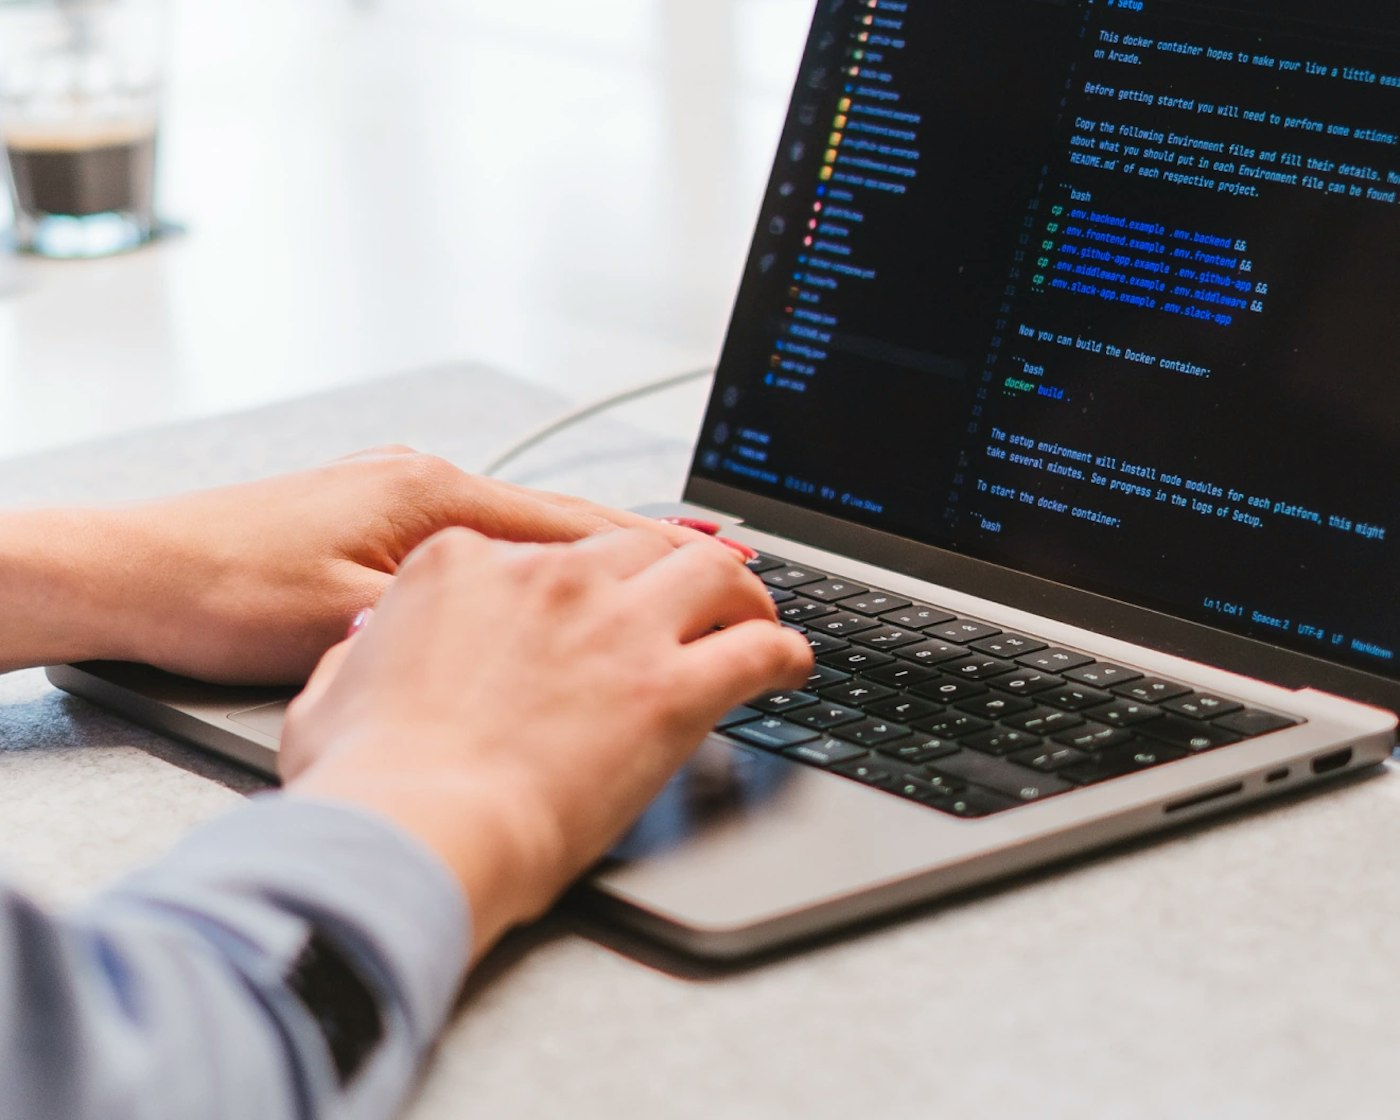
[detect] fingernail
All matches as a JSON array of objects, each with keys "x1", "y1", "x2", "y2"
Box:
[
  {"x1": 659, "y1": 516, "x2": 722, "y2": 535},
  {"x1": 718, "y1": 537, "x2": 759, "y2": 561},
  {"x1": 347, "y1": 608, "x2": 374, "y2": 638}
]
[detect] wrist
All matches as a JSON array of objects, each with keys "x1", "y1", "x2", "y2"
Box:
[
  {"x1": 286, "y1": 753, "x2": 566, "y2": 961},
  {"x1": 0, "y1": 507, "x2": 149, "y2": 670}
]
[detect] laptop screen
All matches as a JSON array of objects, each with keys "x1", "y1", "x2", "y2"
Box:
[{"x1": 695, "y1": 0, "x2": 1400, "y2": 683}]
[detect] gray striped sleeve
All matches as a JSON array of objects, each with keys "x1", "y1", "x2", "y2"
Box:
[{"x1": 0, "y1": 796, "x2": 470, "y2": 1120}]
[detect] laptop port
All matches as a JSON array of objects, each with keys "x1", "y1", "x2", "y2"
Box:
[
  {"x1": 1265, "y1": 768, "x2": 1290, "y2": 784},
  {"x1": 1310, "y1": 748, "x2": 1354, "y2": 776},
  {"x1": 1165, "y1": 782, "x2": 1245, "y2": 815}
]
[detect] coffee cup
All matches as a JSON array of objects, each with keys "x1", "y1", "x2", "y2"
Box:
[{"x1": 0, "y1": 0, "x2": 166, "y2": 259}]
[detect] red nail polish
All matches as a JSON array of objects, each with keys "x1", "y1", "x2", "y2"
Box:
[
  {"x1": 659, "y1": 516, "x2": 722, "y2": 535},
  {"x1": 718, "y1": 537, "x2": 759, "y2": 561},
  {"x1": 347, "y1": 608, "x2": 374, "y2": 638}
]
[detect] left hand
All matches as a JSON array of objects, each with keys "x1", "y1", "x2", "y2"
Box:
[{"x1": 72, "y1": 447, "x2": 719, "y2": 684}]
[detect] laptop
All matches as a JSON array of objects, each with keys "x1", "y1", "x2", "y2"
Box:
[{"x1": 51, "y1": 0, "x2": 1400, "y2": 959}]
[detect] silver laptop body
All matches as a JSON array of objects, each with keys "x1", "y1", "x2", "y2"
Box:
[{"x1": 50, "y1": 0, "x2": 1400, "y2": 959}]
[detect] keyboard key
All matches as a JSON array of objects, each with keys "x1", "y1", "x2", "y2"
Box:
[
  {"x1": 785, "y1": 738, "x2": 869, "y2": 768},
  {"x1": 819, "y1": 647, "x2": 896, "y2": 673},
  {"x1": 820, "y1": 680, "x2": 897, "y2": 707},
  {"x1": 864, "y1": 662, "x2": 941, "y2": 690},
  {"x1": 867, "y1": 695, "x2": 942, "y2": 724},
  {"x1": 955, "y1": 693, "x2": 1035, "y2": 720},
  {"x1": 1137, "y1": 716, "x2": 1242, "y2": 753},
  {"x1": 896, "y1": 639, "x2": 971, "y2": 666},
  {"x1": 1113, "y1": 677, "x2": 1192, "y2": 703},
  {"x1": 1161, "y1": 693, "x2": 1243, "y2": 720},
  {"x1": 806, "y1": 633, "x2": 850, "y2": 657},
  {"x1": 1018, "y1": 648, "x2": 1096, "y2": 672},
  {"x1": 832, "y1": 758, "x2": 900, "y2": 789},
  {"x1": 793, "y1": 703, "x2": 866, "y2": 731},
  {"x1": 1063, "y1": 662, "x2": 1142, "y2": 688},
  {"x1": 962, "y1": 728, "x2": 1043, "y2": 757},
  {"x1": 846, "y1": 593, "x2": 913, "y2": 616},
  {"x1": 1213, "y1": 709, "x2": 1298, "y2": 737},
  {"x1": 851, "y1": 625, "x2": 926, "y2": 650},
  {"x1": 928, "y1": 619, "x2": 1003, "y2": 643},
  {"x1": 801, "y1": 578, "x2": 868, "y2": 601},
  {"x1": 1053, "y1": 722, "x2": 1135, "y2": 752},
  {"x1": 931, "y1": 750, "x2": 1073, "y2": 802},
  {"x1": 911, "y1": 677, "x2": 989, "y2": 704},
  {"x1": 1087, "y1": 699, "x2": 1163, "y2": 727},
  {"x1": 929, "y1": 788, "x2": 1019, "y2": 819},
  {"x1": 763, "y1": 567, "x2": 826, "y2": 590},
  {"x1": 894, "y1": 773, "x2": 967, "y2": 804},
  {"x1": 944, "y1": 655, "x2": 1018, "y2": 681},
  {"x1": 727, "y1": 718, "x2": 820, "y2": 751},
  {"x1": 716, "y1": 705, "x2": 762, "y2": 730},
  {"x1": 878, "y1": 736, "x2": 960, "y2": 765},
  {"x1": 988, "y1": 669, "x2": 1065, "y2": 695},
  {"x1": 970, "y1": 633, "x2": 1048, "y2": 658},
  {"x1": 779, "y1": 599, "x2": 838, "y2": 624},
  {"x1": 806, "y1": 635, "x2": 845, "y2": 660},
  {"x1": 767, "y1": 586, "x2": 797, "y2": 605},
  {"x1": 832, "y1": 719, "x2": 913, "y2": 748},
  {"x1": 1061, "y1": 741, "x2": 1186, "y2": 786},
  {"x1": 1009, "y1": 744, "x2": 1090, "y2": 773},
  {"x1": 1004, "y1": 707, "x2": 1085, "y2": 735},
  {"x1": 881, "y1": 605, "x2": 955, "y2": 629},
  {"x1": 746, "y1": 554, "x2": 787, "y2": 575},
  {"x1": 804, "y1": 664, "x2": 853, "y2": 691},
  {"x1": 750, "y1": 690, "x2": 820, "y2": 715},
  {"x1": 915, "y1": 713, "x2": 993, "y2": 739},
  {"x1": 1039, "y1": 684, "x2": 1113, "y2": 711},
  {"x1": 809, "y1": 613, "x2": 881, "y2": 637}
]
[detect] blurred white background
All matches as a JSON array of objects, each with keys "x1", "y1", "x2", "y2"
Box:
[{"x1": 0, "y1": 0, "x2": 812, "y2": 460}]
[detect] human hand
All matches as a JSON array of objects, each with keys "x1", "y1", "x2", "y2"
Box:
[
  {"x1": 279, "y1": 527, "x2": 812, "y2": 960},
  {"x1": 32, "y1": 447, "x2": 723, "y2": 684}
]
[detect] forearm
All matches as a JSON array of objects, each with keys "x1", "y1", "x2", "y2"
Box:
[
  {"x1": 0, "y1": 797, "x2": 469, "y2": 1120},
  {"x1": 0, "y1": 508, "x2": 145, "y2": 672}
]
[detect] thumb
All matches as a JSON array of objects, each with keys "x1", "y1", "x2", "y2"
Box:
[
  {"x1": 298, "y1": 635, "x2": 359, "y2": 709},
  {"x1": 299, "y1": 599, "x2": 376, "y2": 710}
]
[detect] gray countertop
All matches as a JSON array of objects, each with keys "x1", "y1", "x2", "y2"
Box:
[{"x1": 3, "y1": 365, "x2": 1398, "y2": 1120}]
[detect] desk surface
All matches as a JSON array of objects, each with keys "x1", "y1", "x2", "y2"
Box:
[{"x1": 2, "y1": 365, "x2": 1399, "y2": 1120}]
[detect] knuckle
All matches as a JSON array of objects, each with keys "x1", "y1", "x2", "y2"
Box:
[
  {"x1": 408, "y1": 526, "x2": 481, "y2": 573},
  {"x1": 376, "y1": 451, "x2": 461, "y2": 504},
  {"x1": 510, "y1": 546, "x2": 589, "y2": 600},
  {"x1": 711, "y1": 550, "x2": 776, "y2": 611},
  {"x1": 399, "y1": 452, "x2": 459, "y2": 490}
]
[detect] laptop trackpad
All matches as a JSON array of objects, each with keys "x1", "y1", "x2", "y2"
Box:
[{"x1": 229, "y1": 702, "x2": 290, "y2": 740}]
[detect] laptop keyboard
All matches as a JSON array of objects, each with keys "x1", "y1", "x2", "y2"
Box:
[{"x1": 718, "y1": 554, "x2": 1300, "y2": 820}]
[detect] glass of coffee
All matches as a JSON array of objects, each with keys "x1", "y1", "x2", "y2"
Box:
[{"x1": 0, "y1": 0, "x2": 166, "y2": 259}]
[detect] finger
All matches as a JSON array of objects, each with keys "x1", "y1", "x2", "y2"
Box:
[
  {"x1": 679, "y1": 621, "x2": 815, "y2": 715},
  {"x1": 487, "y1": 478, "x2": 731, "y2": 549},
  {"x1": 296, "y1": 635, "x2": 360, "y2": 710},
  {"x1": 657, "y1": 517, "x2": 722, "y2": 535},
  {"x1": 568, "y1": 526, "x2": 679, "y2": 581},
  {"x1": 627, "y1": 540, "x2": 777, "y2": 641},
  {"x1": 347, "y1": 607, "x2": 375, "y2": 637}
]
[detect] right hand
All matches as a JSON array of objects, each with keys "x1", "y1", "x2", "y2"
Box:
[{"x1": 278, "y1": 526, "x2": 812, "y2": 960}]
